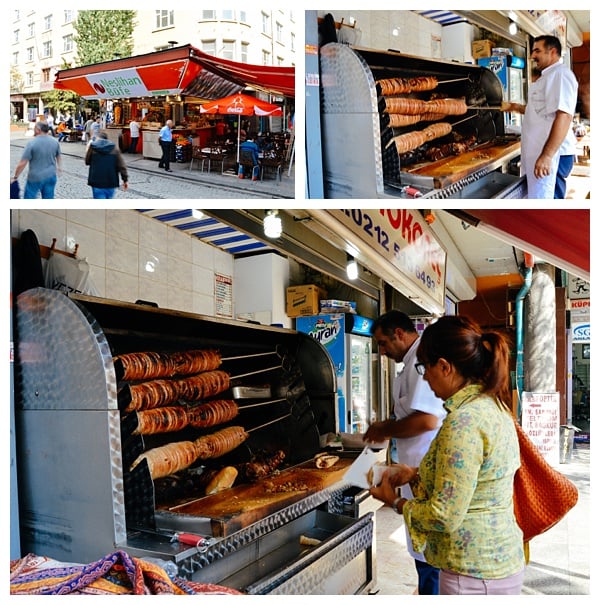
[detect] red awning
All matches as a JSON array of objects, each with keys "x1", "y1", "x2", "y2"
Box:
[
  {"x1": 54, "y1": 44, "x2": 295, "y2": 100},
  {"x1": 455, "y1": 210, "x2": 590, "y2": 281}
]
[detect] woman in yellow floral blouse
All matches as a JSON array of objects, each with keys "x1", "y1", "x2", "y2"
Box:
[{"x1": 370, "y1": 315, "x2": 525, "y2": 595}]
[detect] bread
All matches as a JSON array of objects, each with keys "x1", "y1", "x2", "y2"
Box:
[
  {"x1": 314, "y1": 452, "x2": 340, "y2": 468},
  {"x1": 205, "y1": 466, "x2": 238, "y2": 494}
]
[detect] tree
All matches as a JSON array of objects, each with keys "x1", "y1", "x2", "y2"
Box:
[
  {"x1": 73, "y1": 10, "x2": 136, "y2": 66},
  {"x1": 40, "y1": 89, "x2": 79, "y2": 117}
]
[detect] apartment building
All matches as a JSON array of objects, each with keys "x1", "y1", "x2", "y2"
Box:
[{"x1": 10, "y1": 9, "x2": 296, "y2": 122}]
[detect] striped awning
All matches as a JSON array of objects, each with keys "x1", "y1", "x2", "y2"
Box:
[
  {"x1": 413, "y1": 10, "x2": 466, "y2": 26},
  {"x1": 139, "y1": 209, "x2": 271, "y2": 256}
]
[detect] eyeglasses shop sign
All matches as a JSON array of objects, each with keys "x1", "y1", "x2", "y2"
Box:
[{"x1": 571, "y1": 299, "x2": 590, "y2": 343}]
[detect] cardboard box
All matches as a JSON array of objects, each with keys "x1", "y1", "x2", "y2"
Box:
[
  {"x1": 286, "y1": 284, "x2": 327, "y2": 317},
  {"x1": 472, "y1": 39, "x2": 494, "y2": 59}
]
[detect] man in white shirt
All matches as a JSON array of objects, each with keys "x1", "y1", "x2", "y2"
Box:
[
  {"x1": 128, "y1": 119, "x2": 140, "y2": 154},
  {"x1": 506, "y1": 35, "x2": 578, "y2": 198},
  {"x1": 364, "y1": 310, "x2": 446, "y2": 595}
]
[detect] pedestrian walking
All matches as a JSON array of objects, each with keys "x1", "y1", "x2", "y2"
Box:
[
  {"x1": 364, "y1": 310, "x2": 446, "y2": 594},
  {"x1": 90, "y1": 117, "x2": 102, "y2": 142},
  {"x1": 158, "y1": 120, "x2": 174, "y2": 172},
  {"x1": 84, "y1": 131, "x2": 128, "y2": 199},
  {"x1": 46, "y1": 113, "x2": 55, "y2": 137},
  {"x1": 128, "y1": 118, "x2": 140, "y2": 153},
  {"x1": 11, "y1": 121, "x2": 62, "y2": 199}
]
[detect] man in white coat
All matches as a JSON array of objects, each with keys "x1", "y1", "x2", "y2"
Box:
[
  {"x1": 506, "y1": 35, "x2": 578, "y2": 198},
  {"x1": 364, "y1": 311, "x2": 446, "y2": 595}
]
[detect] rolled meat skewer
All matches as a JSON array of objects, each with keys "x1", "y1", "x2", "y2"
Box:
[
  {"x1": 170, "y1": 349, "x2": 222, "y2": 376},
  {"x1": 384, "y1": 98, "x2": 467, "y2": 117},
  {"x1": 133, "y1": 406, "x2": 191, "y2": 435},
  {"x1": 125, "y1": 378, "x2": 182, "y2": 412},
  {"x1": 187, "y1": 399, "x2": 239, "y2": 428},
  {"x1": 377, "y1": 76, "x2": 438, "y2": 95},
  {"x1": 130, "y1": 439, "x2": 201, "y2": 479},
  {"x1": 114, "y1": 351, "x2": 177, "y2": 381},
  {"x1": 390, "y1": 122, "x2": 453, "y2": 155},
  {"x1": 124, "y1": 370, "x2": 231, "y2": 412},
  {"x1": 130, "y1": 425, "x2": 249, "y2": 479},
  {"x1": 131, "y1": 399, "x2": 240, "y2": 435},
  {"x1": 194, "y1": 426, "x2": 249, "y2": 460},
  {"x1": 388, "y1": 114, "x2": 422, "y2": 128},
  {"x1": 384, "y1": 97, "x2": 427, "y2": 115}
]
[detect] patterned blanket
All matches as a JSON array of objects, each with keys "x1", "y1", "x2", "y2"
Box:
[{"x1": 10, "y1": 550, "x2": 243, "y2": 595}]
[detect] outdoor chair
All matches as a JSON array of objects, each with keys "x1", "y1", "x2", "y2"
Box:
[
  {"x1": 261, "y1": 152, "x2": 283, "y2": 181},
  {"x1": 189, "y1": 146, "x2": 208, "y2": 172},
  {"x1": 207, "y1": 147, "x2": 229, "y2": 173},
  {"x1": 238, "y1": 149, "x2": 261, "y2": 180}
]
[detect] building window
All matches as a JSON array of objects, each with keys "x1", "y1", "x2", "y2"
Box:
[
  {"x1": 43, "y1": 40, "x2": 52, "y2": 58},
  {"x1": 44, "y1": 14, "x2": 52, "y2": 31},
  {"x1": 14, "y1": 29, "x2": 20, "y2": 43},
  {"x1": 155, "y1": 10, "x2": 174, "y2": 29},
  {"x1": 221, "y1": 10, "x2": 234, "y2": 20},
  {"x1": 64, "y1": 10, "x2": 73, "y2": 24},
  {"x1": 276, "y1": 22, "x2": 283, "y2": 43},
  {"x1": 26, "y1": 71, "x2": 33, "y2": 87},
  {"x1": 262, "y1": 49, "x2": 270, "y2": 65},
  {"x1": 239, "y1": 11, "x2": 247, "y2": 23},
  {"x1": 13, "y1": 51, "x2": 19, "y2": 65},
  {"x1": 13, "y1": 10, "x2": 19, "y2": 22},
  {"x1": 291, "y1": 32, "x2": 295, "y2": 52},
  {"x1": 28, "y1": 22, "x2": 34, "y2": 37},
  {"x1": 27, "y1": 47, "x2": 34, "y2": 61},
  {"x1": 222, "y1": 40, "x2": 235, "y2": 61},
  {"x1": 202, "y1": 11, "x2": 216, "y2": 20},
  {"x1": 63, "y1": 34, "x2": 73, "y2": 53},
  {"x1": 42, "y1": 68, "x2": 51, "y2": 83},
  {"x1": 202, "y1": 40, "x2": 216, "y2": 56},
  {"x1": 261, "y1": 12, "x2": 270, "y2": 35},
  {"x1": 241, "y1": 42, "x2": 248, "y2": 63}
]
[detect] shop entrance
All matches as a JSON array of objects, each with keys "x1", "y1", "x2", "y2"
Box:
[{"x1": 572, "y1": 342, "x2": 590, "y2": 443}]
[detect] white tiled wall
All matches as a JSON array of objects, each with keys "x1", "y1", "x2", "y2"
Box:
[
  {"x1": 318, "y1": 10, "x2": 442, "y2": 59},
  {"x1": 11, "y1": 209, "x2": 233, "y2": 316}
]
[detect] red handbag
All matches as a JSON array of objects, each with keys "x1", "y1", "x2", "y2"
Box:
[{"x1": 513, "y1": 419, "x2": 579, "y2": 543}]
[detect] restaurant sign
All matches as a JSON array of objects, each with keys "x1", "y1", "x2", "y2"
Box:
[
  {"x1": 326, "y1": 209, "x2": 447, "y2": 309},
  {"x1": 85, "y1": 68, "x2": 182, "y2": 98}
]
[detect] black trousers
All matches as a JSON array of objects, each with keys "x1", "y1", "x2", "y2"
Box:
[{"x1": 159, "y1": 141, "x2": 172, "y2": 169}]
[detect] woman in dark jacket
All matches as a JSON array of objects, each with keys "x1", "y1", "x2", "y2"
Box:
[{"x1": 85, "y1": 131, "x2": 128, "y2": 199}]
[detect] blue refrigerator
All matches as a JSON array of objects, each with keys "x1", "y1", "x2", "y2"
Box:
[
  {"x1": 478, "y1": 54, "x2": 525, "y2": 130},
  {"x1": 296, "y1": 313, "x2": 374, "y2": 434}
]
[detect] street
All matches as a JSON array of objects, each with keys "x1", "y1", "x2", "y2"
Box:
[{"x1": 10, "y1": 134, "x2": 295, "y2": 200}]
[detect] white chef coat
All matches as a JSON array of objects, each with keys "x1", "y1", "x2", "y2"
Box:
[
  {"x1": 390, "y1": 337, "x2": 446, "y2": 561},
  {"x1": 521, "y1": 61, "x2": 578, "y2": 198}
]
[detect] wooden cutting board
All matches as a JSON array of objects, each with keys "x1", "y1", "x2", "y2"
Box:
[
  {"x1": 161, "y1": 457, "x2": 354, "y2": 537},
  {"x1": 404, "y1": 140, "x2": 520, "y2": 188}
]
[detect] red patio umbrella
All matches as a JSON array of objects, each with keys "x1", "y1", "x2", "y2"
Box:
[{"x1": 199, "y1": 93, "x2": 283, "y2": 161}]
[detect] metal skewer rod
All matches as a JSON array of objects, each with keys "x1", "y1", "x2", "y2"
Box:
[
  {"x1": 466, "y1": 106, "x2": 504, "y2": 110},
  {"x1": 451, "y1": 114, "x2": 479, "y2": 126},
  {"x1": 248, "y1": 413, "x2": 292, "y2": 432},
  {"x1": 222, "y1": 351, "x2": 278, "y2": 361},
  {"x1": 230, "y1": 364, "x2": 282, "y2": 380},
  {"x1": 438, "y1": 77, "x2": 470, "y2": 84},
  {"x1": 238, "y1": 397, "x2": 287, "y2": 409}
]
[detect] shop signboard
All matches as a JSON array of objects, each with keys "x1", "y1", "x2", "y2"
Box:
[
  {"x1": 568, "y1": 275, "x2": 590, "y2": 300},
  {"x1": 521, "y1": 392, "x2": 560, "y2": 466},
  {"x1": 325, "y1": 209, "x2": 447, "y2": 310}
]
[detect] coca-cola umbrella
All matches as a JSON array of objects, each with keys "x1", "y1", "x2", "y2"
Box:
[{"x1": 199, "y1": 93, "x2": 283, "y2": 161}]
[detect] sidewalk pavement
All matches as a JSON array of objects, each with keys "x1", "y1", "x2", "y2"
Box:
[
  {"x1": 373, "y1": 442, "x2": 591, "y2": 595},
  {"x1": 10, "y1": 131, "x2": 295, "y2": 199}
]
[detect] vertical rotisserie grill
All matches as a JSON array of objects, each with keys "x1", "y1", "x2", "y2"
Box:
[{"x1": 14, "y1": 288, "x2": 377, "y2": 594}]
